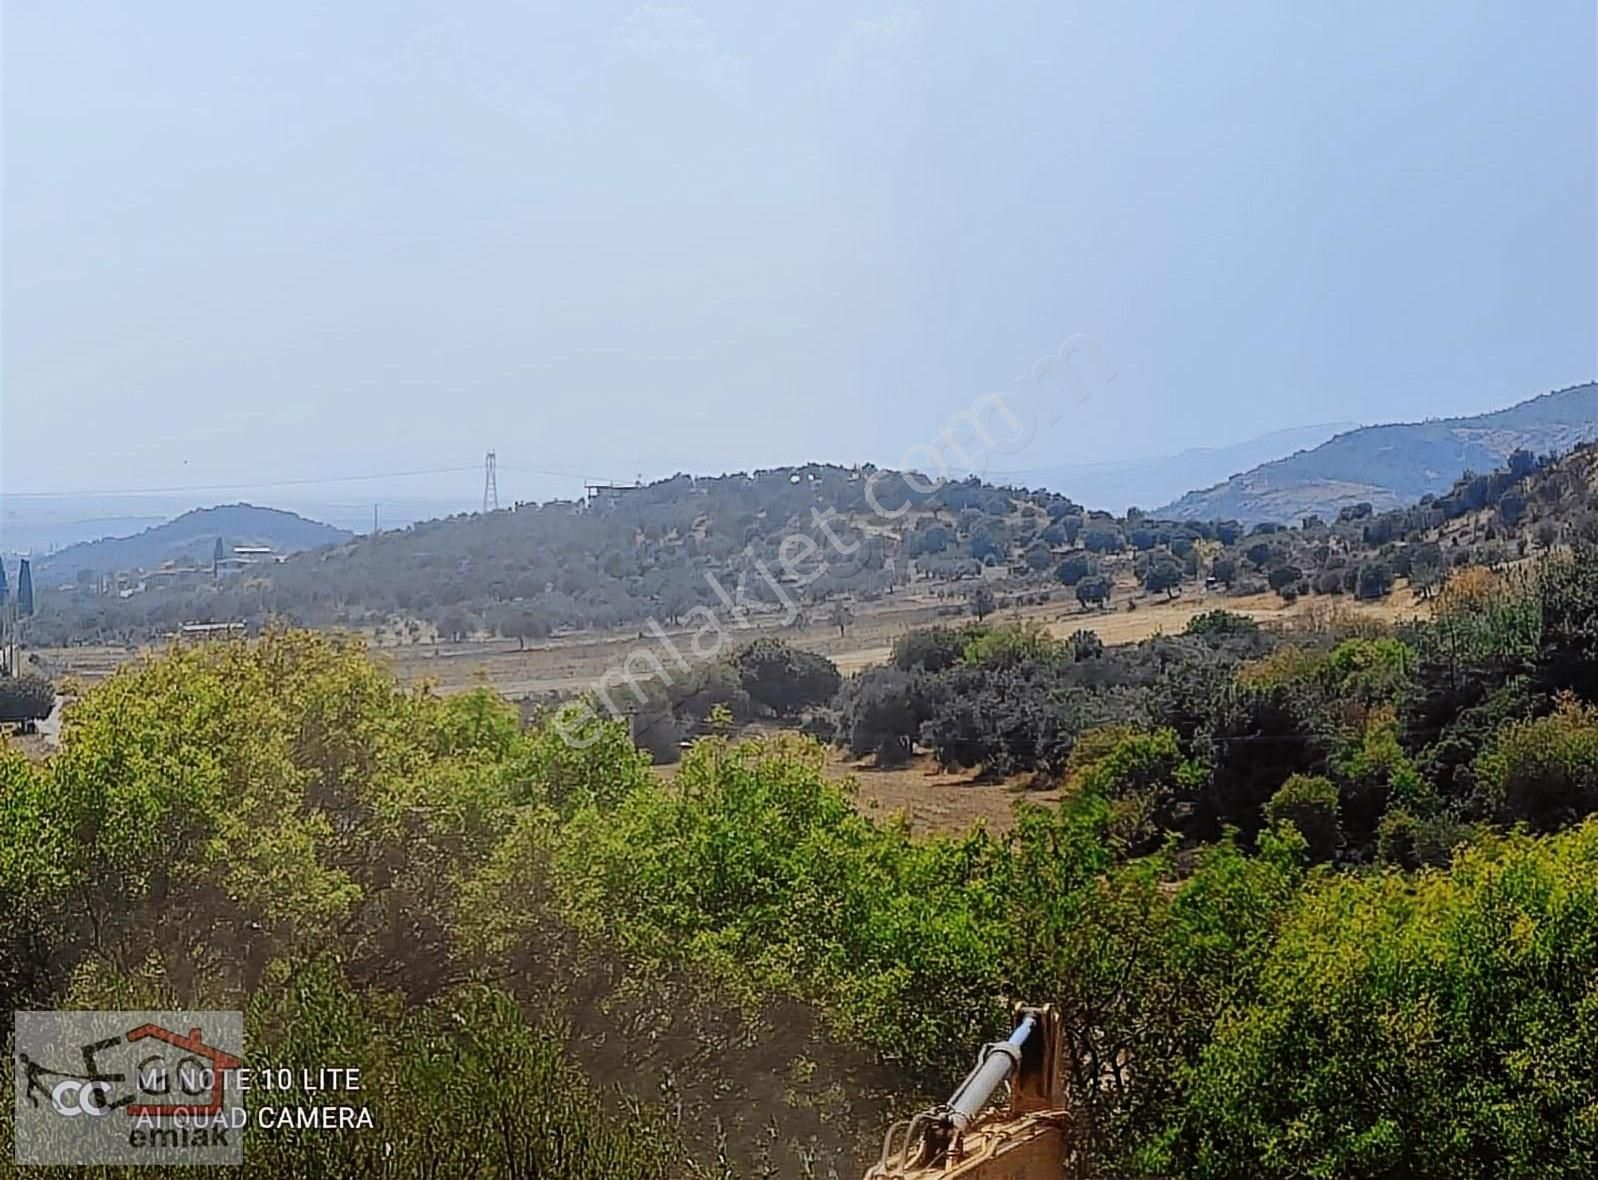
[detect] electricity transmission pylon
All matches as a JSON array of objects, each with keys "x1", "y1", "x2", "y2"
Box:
[{"x1": 482, "y1": 450, "x2": 499, "y2": 513}]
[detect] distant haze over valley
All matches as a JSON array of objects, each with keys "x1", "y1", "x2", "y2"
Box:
[
  {"x1": 5, "y1": 382, "x2": 1594, "y2": 557},
  {"x1": 2, "y1": 494, "x2": 478, "y2": 558},
  {"x1": 1017, "y1": 422, "x2": 1358, "y2": 515}
]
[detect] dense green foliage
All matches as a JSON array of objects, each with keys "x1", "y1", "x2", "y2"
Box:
[
  {"x1": 1186, "y1": 827, "x2": 1598, "y2": 1178},
  {"x1": 830, "y1": 618, "x2": 1268, "y2": 780},
  {"x1": 0, "y1": 635, "x2": 721, "y2": 1178}
]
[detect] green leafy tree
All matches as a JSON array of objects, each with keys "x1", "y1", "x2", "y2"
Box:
[
  {"x1": 1356, "y1": 560, "x2": 1393, "y2": 600},
  {"x1": 1264, "y1": 774, "x2": 1342, "y2": 862},
  {"x1": 1267, "y1": 563, "x2": 1303, "y2": 599},
  {"x1": 1056, "y1": 552, "x2": 1094, "y2": 586},
  {"x1": 1076, "y1": 574, "x2": 1113, "y2": 610},
  {"x1": 1082, "y1": 525, "x2": 1126, "y2": 554},
  {"x1": 497, "y1": 606, "x2": 551, "y2": 650},
  {"x1": 732, "y1": 638, "x2": 841, "y2": 717},
  {"x1": 1142, "y1": 552, "x2": 1185, "y2": 599},
  {"x1": 1473, "y1": 694, "x2": 1598, "y2": 831},
  {"x1": 836, "y1": 666, "x2": 928, "y2": 765}
]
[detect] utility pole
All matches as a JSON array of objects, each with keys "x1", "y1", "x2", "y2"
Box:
[
  {"x1": 482, "y1": 450, "x2": 499, "y2": 513},
  {"x1": 372, "y1": 503, "x2": 380, "y2": 537}
]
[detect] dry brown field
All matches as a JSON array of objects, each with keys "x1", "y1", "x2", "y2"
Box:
[{"x1": 24, "y1": 576, "x2": 1429, "y2": 699}]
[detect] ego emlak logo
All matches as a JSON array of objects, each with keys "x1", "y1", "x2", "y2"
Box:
[{"x1": 14, "y1": 1011, "x2": 244, "y2": 1165}]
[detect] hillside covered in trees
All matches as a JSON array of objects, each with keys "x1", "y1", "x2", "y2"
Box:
[
  {"x1": 25, "y1": 431, "x2": 1598, "y2": 658},
  {"x1": 32, "y1": 503, "x2": 351, "y2": 578},
  {"x1": 1157, "y1": 382, "x2": 1598, "y2": 524}
]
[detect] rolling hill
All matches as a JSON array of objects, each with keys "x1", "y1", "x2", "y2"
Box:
[
  {"x1": 1156, "y1": 382, "x2": 1598, "y2": 524},
  {"x1": 35, "y1": 503, "x2": 351, "y2": 576}
]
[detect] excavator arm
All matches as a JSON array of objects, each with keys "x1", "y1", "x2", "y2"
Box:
[
  {"x1": 871, "y1": 1111, "x2": 1067, "y2": 1179},
  {"x1": 865, "y1": 1005, "x2": 1071, "y2": 1180}
]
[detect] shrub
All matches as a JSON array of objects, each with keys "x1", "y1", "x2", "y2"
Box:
[
  {"x1": 961, "y1": 622, "x2": 1061, "y2": 667},
  {"x1": 1355, "y1": 560, "x2": 1394, "y2": 600},
  {"x1": 1067, "y1": 726, "x2": 1191, "y2": 798},
  {"x1": 732, "y1": 638, "x2": 841, "y2": 717},
  {"x1": 891, "y1": 626, "x2": 969, "y2": 673},
  {"x1": 1068, "y1": 629, "x2": 1105, "y2": 661},
  {"x1": 1077, "y1": 575, "x2": 1113, "y2": 609},
  {"x1": 1264, "y1": 774, "x2": 1341, "y2": 862},
  {"x1": 1199, "y1": 682, "x2": 1320, "y2": 839},
  {"x1": 1473, "y1": 693, "x2": 1598, "y2": 831},
  {"x1": 1376, "y1": 806, "x2": 1480, "y2": 869},
  {"x1": 630, "y1": 705, "x2": 682, "y2": 765},
  {"x1": 1267, "y1": 564, "x2": 1303, "y2": 597},
  {"x1": 1185, "y1": 610, "x2": 1259, "y2": 639},
  {"x1": 1323, "y1": 636, "x2": 1415, "y2": 708},
  {"x1": 834, "y1": 666, "x2": 928, "y2": 765},
  {"x1": 0, "y1": 674, "x2": 53, "y2": 723},
  {"x1": 1235, "y1": 645, "x2": 1323, "y2": 690},
  {"x1": 1056, "y1": 552, "x2": 1095, "y2": 586}
]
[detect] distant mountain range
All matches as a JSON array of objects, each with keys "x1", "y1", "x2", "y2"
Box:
[
  {"x1": 1024, "y1": 422, "x2": 1358, "y2": 514},
  {"x1": 1155, "y1": 382, "x2": 1598, "y2": 524},
  {"x1": 35, "y1": 504, "x2": 351, "y2": 576}
]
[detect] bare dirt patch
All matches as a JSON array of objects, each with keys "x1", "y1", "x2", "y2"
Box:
[{"x1": 838, "y1": 751, "x2": 1061, "y2": 836}]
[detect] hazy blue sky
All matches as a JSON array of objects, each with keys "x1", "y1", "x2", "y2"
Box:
[{"x1": 4, "y1": 1, "x2": 1594, "y2": 509}]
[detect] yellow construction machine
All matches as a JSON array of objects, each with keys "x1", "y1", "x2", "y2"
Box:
[{"x1": 864, "y1": 1005, "x2": 1071, "y2": 1179}]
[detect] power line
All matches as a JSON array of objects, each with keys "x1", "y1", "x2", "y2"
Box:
[
  {"x1": 2, "y1": 460, "x2": 632, "y2": 501},
  {"x1": 3, "y1": 464, "x2": 483, "y2": 500}
]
